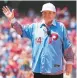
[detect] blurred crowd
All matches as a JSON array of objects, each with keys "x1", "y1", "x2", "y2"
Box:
[{"x1": 0, "y1": 6, "x2": 76, "y2": 78}]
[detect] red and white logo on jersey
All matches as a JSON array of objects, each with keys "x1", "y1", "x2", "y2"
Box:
[{"x1": 49, "y1": 32, "x2": 58, "y2": 44}]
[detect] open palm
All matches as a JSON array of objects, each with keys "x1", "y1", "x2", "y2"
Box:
[{"x1": 2, "y1": 6, "x2": 14, "y2": 20}]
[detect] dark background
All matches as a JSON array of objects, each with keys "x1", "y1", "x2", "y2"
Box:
[{"x1": 0, "y1": 1, "x2": 76, "y2": 17}]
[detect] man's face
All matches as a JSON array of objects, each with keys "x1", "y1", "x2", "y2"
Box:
[{"x1": 42, "y1": 11, "x2": 56, "y2": 23}]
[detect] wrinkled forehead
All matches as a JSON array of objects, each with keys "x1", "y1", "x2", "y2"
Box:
[{"x1": 42, "y1": 10, "x2": 55, "y2": 13}]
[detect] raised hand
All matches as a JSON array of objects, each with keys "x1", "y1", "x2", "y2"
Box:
[{"x1": 2, "y1": 6, "x2": 14, "y2": 20}]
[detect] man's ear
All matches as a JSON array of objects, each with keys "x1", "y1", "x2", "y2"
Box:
[
  {"x1": 41, "y1": 12, "x2": 44, "y2": 18},
  {"x1": 53, "y1": 12, "x2": 56, "y2": 17}
]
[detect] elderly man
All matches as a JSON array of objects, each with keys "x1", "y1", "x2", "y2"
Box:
[{"x1": 2, "y1": 2, "x2": 74, "y2": 78}]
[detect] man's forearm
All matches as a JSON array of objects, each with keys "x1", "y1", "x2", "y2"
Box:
[
  {"x1": 11, "y1": 18, "x2": 23, "y2": 35},
  {"x1": 64, "y1": 46, "x2": 74, "y2": 64},
  {"x1": 64, "y1": 46, "x2": 74, "y2": 75}
]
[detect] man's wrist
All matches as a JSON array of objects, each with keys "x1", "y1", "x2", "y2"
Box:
[
  {"x1": 10, "y1": 18, "x2": 17, "y2": 24},
  {"x1": 66, "y1": 61, "x2": 73, "y2": 64}
]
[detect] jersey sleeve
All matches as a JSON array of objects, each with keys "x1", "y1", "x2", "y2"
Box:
[
  {"x1": 21, "y1": 24, "x2": 34, "y2": 40},
  {"x1": 62, "y1": 25, "x2": 72, "y2": 50}
]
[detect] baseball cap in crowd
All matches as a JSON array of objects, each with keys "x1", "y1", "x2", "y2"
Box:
[{"x1": 41, "y1": 3, "x2": 56, "y2": 12}]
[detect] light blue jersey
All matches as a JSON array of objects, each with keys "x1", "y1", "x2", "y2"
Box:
[{"x1": 21, "y1": 19, "x2": 71, "y2": 74}]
